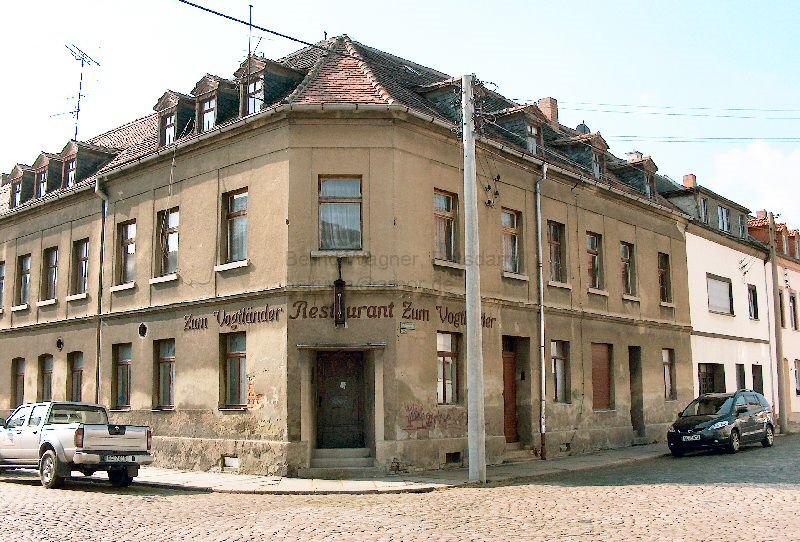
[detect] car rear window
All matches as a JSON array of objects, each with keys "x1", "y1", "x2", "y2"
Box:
[
  {"x1": 47, "y1": 405, "x2": 108, "y2": 424},
  {"x1": 681, "y1": 396, "x2": 734, "y2": 417}
]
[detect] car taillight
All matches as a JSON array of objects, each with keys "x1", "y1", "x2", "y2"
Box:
[
  {"x1": 147, "y1": 428, "x2": 152, "y2": 451},
  {"x1": 74, "y1": 427, "x2": 84, "y2": 448}
]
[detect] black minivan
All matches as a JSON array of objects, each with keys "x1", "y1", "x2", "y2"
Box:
[{"x1": 667, "y1": 390, "x2": 775, "y2": 457}]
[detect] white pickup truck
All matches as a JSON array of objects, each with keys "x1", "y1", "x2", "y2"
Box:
[{"x1": 0, "y1": 402, "x2": 153, "y2": 489}]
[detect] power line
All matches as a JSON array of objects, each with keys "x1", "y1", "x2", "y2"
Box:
[
  {"x1": 558, "y1": 106, "x2": 800, "y2": 121},
  {"x1": 561, "y1": 101, "x2": 800, "y2": 113}
]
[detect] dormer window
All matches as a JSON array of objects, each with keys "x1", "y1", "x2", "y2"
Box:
[
  {"x1": 245, "y1": 77, "x2": 264, "y2": 115},
  {"x1": 201, "y1": 98, "x2": 216, "y2": 132},
  {"x1": 10, "y1": 181, "x2": 22, "y2": 208},
  {"x1": 162, "y1": 113, "x2": 176, "y2": 146},
  {"x1": 591, "y1": 152, "x2": 604, "y2": 179},
  {"x1": 64, "y1": 159, "x2": 76, "y2": 188},
  {"x1": 527, "y1": 125, "x2": 542, "y2": 155},
  {"x1": 718, "y1": 206, "x2": 731, "y2": 233},
  {"x1": 645, "y1": 174, "x2": 655, "y2": 198},
  {"x1": 36, "y1": 169, "x2": 47, "y2": 198}
]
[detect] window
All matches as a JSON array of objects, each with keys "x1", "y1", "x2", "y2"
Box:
[
  {"x1": 16, "y1": 254, "x2": 31, "y2": 305},
  {"x1": 795, "y1": 360, "x2": 800, "y2": 395},
  {"x1": 551, "y1": 340, "x2": 570, "y2": 403},
  {"x1": 319, "y1": 178, "x2": 362, "y2": 250},
  {"x1": 0, "y1": 261, "x2": 5, "y2": 307},
  {"x1": 28, "y1": 404, "x2": 48, "y2": 427},
  {"x1": 36, "y1": 170, "x2": 47, "y2": 198},
  {"x1": 12, "y1": 359, "x2": 25, "y2": 407},
  {"x1": 700, "y1": 197, "x2": 709, "y2": 223},
  {"x1": 155, "y1": 339, "x2": 175, "y2": 408},
  {"x1": 64, "y1": 159, "x2": 76, "y2": 188},
  {"x1": 67, "y1": 352, "x2": 84, "y2": 402},
  {"x1": 245, "y1": 77, "x2": 264, "y2": 114},
  {"x1": 224, "y1": 189, "x2": 248, "y2": 262},
  {"x1": 201, "y1": 97, "x2": 216, "y2": 132},
  {"x1": 437, "y1": 332, "x2": 459, "y2": 404},
  {"x1": 156, "y1": 207, "x2": 179, "y2": 276},
  {"x1": 526, "y1": 124, "x2": 540, "y2": 155},
  {"x1": 433, "y1": 191, "x2": 456, "y2": 261},
  {"x1": 591, "y1": 151, "x2": 603, "y2": 179},
  {"x1": 620, "y1": 242, "x2": 636, "y2": 295},
  {"x1": 752, "y1": 365, "x2": 764, "y2": 394},
  {"x1": 747, "y1": 284, "x2": 759, "y2": 320},
  {"x1": 502, "y1": 209, "x2": 520, "y2": 273},
  {"x1": 41, "y1": 247, "x2": 58, "y2": 300},
  {"x1": 736, "y1": 363, "x2": 746, "y2": 390},
  {"x1": 7, "y1": 404, "x2": 30, "y2": 428},
  {"x1": 707, "y1": 274, "x2": 733, "y2": 315},
  {"x1": 738, "y1": 214, "x2": 747, "y2": 238},
  {"x1": 113, "y1": 344, "x2": 132, "y2": 409},
  {"x1": 117, "y1": 221, "x2": 136, "y2": 284},
  {"x1": 72, "y1": 239, "x2": 89, "y2": 295},
  {"x1": 10, "y1": 181, "x2": 22, "y2": 208},
  {"x1": 39, "y1": 355, "x2": 53, "y2": 401},
  {"x1": 779, "y1": 291, "x2": 786, "y2": 328},
  {"x1": 790, "y1": 294, "x2": 798, "y2": 331},
  {"x1": 223, "y1": 333, "x2": 247, "y2": 407},
  {"x1": 548, "y1": 221, "x2": 566, "y2": 283},
  {"x1": 662, "y1": 349, "x2": 676, "y2": 400},
  {"x1": 698, "y1": 363, "x2": 726, "y2": 394},
  {"x1": 591, "y1": 343, "x2": 612, "y2": 410},
  {"x1": 586, "y1": 232, "x2": 603, "y2": 289},
  {"x1": 162, "y1": 113, "x2": 176, "y2": 146},
  {"x1": 658, "y1": 252, "x2": 672, "y2": 303},
  {"x1": 718, "y1": 206, "x2": 731, "y2": 233}
]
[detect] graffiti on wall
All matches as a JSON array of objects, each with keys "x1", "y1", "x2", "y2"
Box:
[{"x1": 402, "y1": 402, "x2": 468, "y2": 431}]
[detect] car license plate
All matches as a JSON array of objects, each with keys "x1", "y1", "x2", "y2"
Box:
[
  {"x1": 104, "y1": 455, "x2": 135, "y2": 463},
  {"x1": 682, "y1": 435, "x2": 700, "y2": 442}
]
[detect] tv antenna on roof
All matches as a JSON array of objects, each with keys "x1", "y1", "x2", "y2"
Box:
[{"x1": 65, "y1": 43, "x2": 101, "y2": 141}]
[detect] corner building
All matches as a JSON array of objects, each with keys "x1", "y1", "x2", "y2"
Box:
[{"x1": 0, "y1": 37, "x2": 692, "y2": 475}]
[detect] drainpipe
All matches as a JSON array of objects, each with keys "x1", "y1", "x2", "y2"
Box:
[
  {"x1": 535, "y1": 164, "x2": 548, "y2": 459},
  {"x1": 768, "y1": 212, "x2": 790, "y2": 433},
  {"x1": 94, "y1": 176, "x2": 109, "y2": 404}
]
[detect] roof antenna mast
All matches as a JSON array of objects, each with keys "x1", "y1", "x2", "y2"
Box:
[{"x1": 65, "y1": 44, "x2": 101, "y2": 141}]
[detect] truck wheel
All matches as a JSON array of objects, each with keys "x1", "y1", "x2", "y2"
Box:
[
  {"x1": 40, "y1": 450, "x2": 65, "y2": 489},
  {"x1": 108, "y1": 470, "x2": 134, "y2": 488}
]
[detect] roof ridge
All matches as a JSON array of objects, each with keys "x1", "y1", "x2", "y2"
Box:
[
  {"x1": 282, "y1": 37, "x2": 335, "y2": 104},
  {"x1": 343, "y1": 37, "x2": 395, "y2": 105}
]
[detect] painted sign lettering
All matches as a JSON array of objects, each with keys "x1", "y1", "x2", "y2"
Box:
[{"x1": 184, "y1": 305, "x2": 283, "y2": 332}]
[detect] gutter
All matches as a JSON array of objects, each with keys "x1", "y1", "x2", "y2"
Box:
[
  {"x1": 536, "y1": 164, "x2": 548, "y2": 459},
  {"x1": 93, "y1": 177, "x2": 109, "y2": 404}
]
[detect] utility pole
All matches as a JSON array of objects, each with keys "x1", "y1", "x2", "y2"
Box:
[
  {"x1": 462, "y1": 74, "x2": 486, "y2": 483},
  {"x1": 768, "y1": 212, "x2": 791, "y2": 433}
]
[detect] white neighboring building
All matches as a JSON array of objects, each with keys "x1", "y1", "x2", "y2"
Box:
[{"x1": 660, "y1": 177, "x2": 775, "y2": 405}]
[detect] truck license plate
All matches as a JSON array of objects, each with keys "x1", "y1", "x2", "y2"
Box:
[
  {"x1": 682, "y1": 435, "x2": 700, "y2": 442},
  {"x1": 104, "y1": 455, "x2": 135, "y2": 463}
]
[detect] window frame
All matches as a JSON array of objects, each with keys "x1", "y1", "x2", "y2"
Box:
[
  {"x1": 113, "y1": 343, "x2": 132, "y2": 409},
  {"x1": 586, "y1": 231, "x2": 603, "y2": 290},
  {"x1": 155, "y1": 339, "x2": 176, "y2": 409},
  {"x1": 779, "y1": 291, "x2": 786, "y2": 328},
  {"x1": 547, "y1": 220, "x2": 566, "y2": 283},
  {"x1": 0, "y1": 260, "x2": 5, "y2": 308},
  {"x1": 35, "y1": 168, "x2": 48, "y2": 198},
  {"x1": 245, "y1": 75, "x2": 264, "y2": 115},
  {"x1": 10, "y1": 180, "x2": 22, "y2": 208},
  {"x1": 747, "y1": 284, "x2": 759, "y2": 320},
  {"x1": 699, "y1": 197, "x2": 709, "y2": 223},
  {"x1": 501, "y1": 208, "x2": 521, "y2": 273},
  {"x1": 223, "y1": 333, "x2": 248, "y2": 407},
  {"x1": 658, "y1": 252, "x2": 672, "y2": 303},
  {"x1": 790, "y1": 293, "x2": 799, "y2": 331},
  {"x1": 620, "y1": 242, "x2": 636, "y2": 296},
  {"x1": 318, "y1": 176, "x2": 363, "y2": 251},
  {"x1": 738, "y1": 214, "x2": 747, "y2": 238},
  {"x1": 156, "y1": 207, "x2": 180, "y2": 276},
  {"x1": 16, "y1": 253, "x2": 31, "y2": 305},
  {"x1": 200, "y1": 96, "x2": 217, "y2": 132},
  {"x1": 117, "y1": 220, "x2": 136, "y2": 285},
  {"x1": 161, "y1": 111, "x2": 177, "y2": 146},
  {"x1": 67, "y1": 351, "x2": 84, "y2": 402},
  {"x1": 436, "y1": 332, "x2": 459, "y2": 405},
  {"x1": 433, "y1": 189, "x2": 457, "y2": 262},
  {"x1": 223, "y1": 188, "x2": 249, "y2": 263},
  {"x1": 72, "y1": 238, "x2": 89, "y2": 295},
  {"x1": 12, "y1": 359, "x2": 26, "y2": 407},
  {"x1": 39, "y1": 354, "x2": 54, "y2": 402},
  {"x1": 63, "y1": 157, "x2": 77, "y2": 188},
  {"x1": 718, "y1": 205, "x2": 731, "y2": 233},
  {"x1": 41, "y1": 246, "x2": 58, "y2": 301},
  {"x1": 662, "y1": 348, "x2": 676, "y2": 401},
  {"x1": 551, "y1": 340, "x2": 571, "y2": 403},
  {"x1": 706, "y1": 273, "x2": 734, "y2": 315}
]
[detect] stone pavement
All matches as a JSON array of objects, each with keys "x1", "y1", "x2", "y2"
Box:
[{"x1": 89, "y1": 441, "x2": 669, "y2": 494}]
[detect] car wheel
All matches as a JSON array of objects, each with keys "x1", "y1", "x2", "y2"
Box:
[
  {"x1": 40, "y1": 450, "x2": 64, "y2": 489},
  {"x1": 670, "y1": 447, "x2": 685, "y2": 458},
  {"x1": 108, "y1": 470, "x2": 134, "y2": 488},
  {"x1": 727, "y1": 429, "x2": 741, "y2": 454},
  {"x1": 761, "y1": 425, "x2": 774, "y2": 448}
]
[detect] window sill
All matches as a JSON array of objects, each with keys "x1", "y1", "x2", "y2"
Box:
[
  {"x1": 547, "y1": 280, "x2": 572, "y2": 290},
  {"x1": 109, "y1": 407, "x2": 132, "y2": 412},
  {"x1": 592, "y1": 408, "x2": 617, "y2": 413},
  {"x1": 110, "y1": 282, "x2": 136, "y2": 293},
  {"x1": 708, "y1": 309, "x2": 734, "y2": 317},
  {"x1": 65, "y1": 292, "x2": 88, "y2": 302},
  {"x1": 37, "y1": 299, "x2": 57, "y2": 308},
  {"x1": 433, "y1": 259, "x2": 465, "y2": 271},
  {"x1": 502, "y1": 271, "x2": 529, "y2": 281},
  {"x1": 588, "y1": 288, "x2": 609, "y2": 297},
  {"x1": 622, "y1": 294, "x2": 640, "y2": 302},
  {"x1": 149, "y1": 273, "x2": 178, "y2": 285},
  {"x1": 659, "y1": 301, "x2": 676, "y2": 309},
  {"x1": 11, "y1": 304, "x2": 29, "y2": 313},
  {"x1": 151, "y1": 407, "x2": 175, "y2": 412},
  {"x1": 219, "y1": 406, "x2": 249, "y2": 412},
  {"x1": 214, "y1": 260, "x2": 249, "y2": 272},
  {"x1": 310, "y1": 250, "x2": 369, "y2": 258}
]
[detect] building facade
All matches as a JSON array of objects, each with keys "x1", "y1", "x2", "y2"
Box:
[{"x1": 0, "y1": 37, "x2": 693, "y2": 476}]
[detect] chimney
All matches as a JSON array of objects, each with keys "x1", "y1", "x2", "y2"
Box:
[
  {"x1": 537, "y1": 97, "x2": 558, "y2": 124},
  {"x1": 756, "y1": 209, "x2": 767, "y2": 219},
  {"x1": 626, "y1": 150, "x2": 644, "y2": 163},
  {"x1": 682, "y1": 173, "x2": 697, "y2": 188}
]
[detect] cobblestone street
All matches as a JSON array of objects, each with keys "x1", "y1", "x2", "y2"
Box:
[{"x1": 2, "y1": 435, "x2": 799, "y2": 541}]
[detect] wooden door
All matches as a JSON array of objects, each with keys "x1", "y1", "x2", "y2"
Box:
[
  {"x1": 502, "y1": 351, "x2": 519, "y2": 443},
  {"x1": 316, "y1": 351, "x2": 365, "y2": 449},
  {"x1": 592, "y1": 343, "x2": 612, "y2": 410}
]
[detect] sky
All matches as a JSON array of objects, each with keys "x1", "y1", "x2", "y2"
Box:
[{"x1": 1, "y1": 0, "x2": 798, "y2": 226}]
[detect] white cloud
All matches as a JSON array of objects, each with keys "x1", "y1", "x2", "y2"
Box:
[{"x1": 705, "y1": 142, "x2": 800, "y2": 228}]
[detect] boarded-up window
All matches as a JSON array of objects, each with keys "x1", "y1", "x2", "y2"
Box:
[
  {"x1": 591, "y1": 343, "x2": 612, "y2": 410},
  {"x1": 707, "y1": 274, "x2": 733, "y2": 315}
]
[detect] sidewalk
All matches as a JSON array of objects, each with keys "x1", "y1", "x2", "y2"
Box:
[{"x1": 123, "y1": 442, "x2": 668, "y2": 494}]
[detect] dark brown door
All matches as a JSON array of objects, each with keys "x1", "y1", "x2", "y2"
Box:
[
  {"x1": 316, "y1": 351, "x2": 365, "y2": 449},
  {"x1": 628, "y1": 346, "x2": 645, "y2": 437},
  {"x1": 592, "y1": 343, "x2": 612, "y2": 410},
  {"x1": 502, "y1": 351, "x2": 519, "y2": 443}
]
